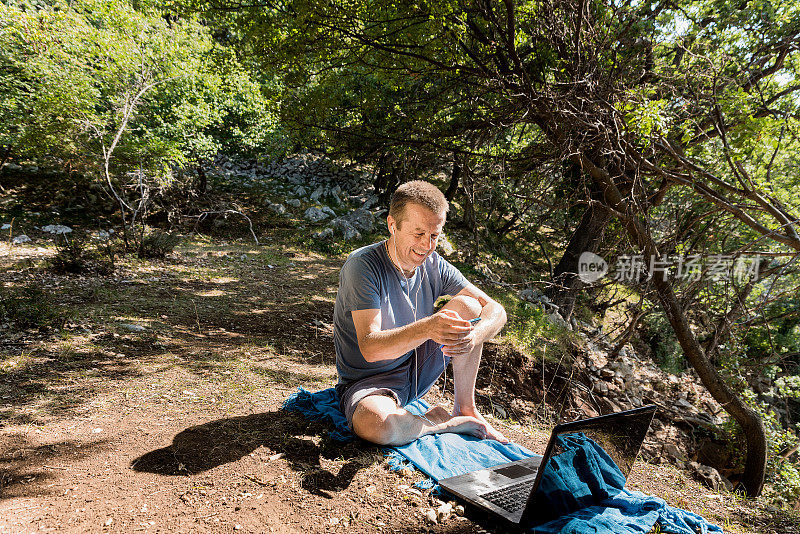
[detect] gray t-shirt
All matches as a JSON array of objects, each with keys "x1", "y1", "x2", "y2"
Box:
[{"x1": 333, "y1": 241, "x2": 469, "y2": 386}]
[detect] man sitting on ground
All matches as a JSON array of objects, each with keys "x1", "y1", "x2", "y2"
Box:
[{"x1": 333, "y1": 180, "x2": 508, "y2": 446}]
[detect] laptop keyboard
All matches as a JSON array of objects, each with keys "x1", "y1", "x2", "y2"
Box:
[{"x1": 479, "y1": 479, "x2": 535, "y2": 513}]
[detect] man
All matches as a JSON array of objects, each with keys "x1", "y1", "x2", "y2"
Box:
[{"x1": 333, "y1": 180, "x2": 508, "y2": 446}]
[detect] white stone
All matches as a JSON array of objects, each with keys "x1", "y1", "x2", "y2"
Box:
[
  {"x1": 424, "y1": 509, "x2": 438, "y2": 524},
  {"x1": 41, "y1": 224, "x2": 73, "y2": 234},
  {"x1": 12, "y1": 235, "x2": 31, "y2": 244},
  {"x1": 436, "y1": 502, "x2": 453, "y2": 522},
  {"x1": 1, "y1": 223, "x2": 11, "y2": 230},
  {"x1": 119, "y1": 324, "x2": 146, "y2": 333},
  {"x1": 269, "y1": 203, "x2": 287, "y2": 215}
]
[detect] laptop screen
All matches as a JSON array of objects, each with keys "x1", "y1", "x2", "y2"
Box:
[{"x1": 525, "y1": 406, "x2": 655, "y2": 525}]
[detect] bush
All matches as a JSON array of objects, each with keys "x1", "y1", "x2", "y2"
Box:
[
  {"x1": 137, "y1": 230, "x2": 180, "y2": 259},
  {"x1": 641, "y1": 312, "x2": 686, "y2": 373},
  {"x1": 50, "y1": 237, "x2": 114, "y2": 275},
  {"x1": 0, "y1": 285, "x2": 64, "y2": 330}
]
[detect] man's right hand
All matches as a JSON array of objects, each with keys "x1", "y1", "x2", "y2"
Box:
[{"x1": 425, "y1": 309, "x2": 473, "y2": 345}]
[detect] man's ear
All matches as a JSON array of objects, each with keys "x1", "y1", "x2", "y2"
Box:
[{"x1": 387, "y1": 214, "x2": 396, "y2": 235}]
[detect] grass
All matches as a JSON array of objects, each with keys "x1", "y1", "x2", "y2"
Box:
[{"x1": 492, "y1": 287, "x2": 578, "y2": 365}]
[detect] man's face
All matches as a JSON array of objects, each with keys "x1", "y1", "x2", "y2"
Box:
[{"x1": 388, "y1": 203, "x2": 445, "y2": 273}]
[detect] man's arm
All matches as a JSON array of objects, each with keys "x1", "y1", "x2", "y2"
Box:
[{"x1": 352, "y1": 308, "x2": 474, "y2": 363}]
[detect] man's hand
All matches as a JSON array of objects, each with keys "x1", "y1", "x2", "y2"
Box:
[
  {"x1": 425, "y1": 309, "x2": 473, "y2": 346},
  {"x1": 441, "y1": 329, "x2": 478, "y2": 358}
]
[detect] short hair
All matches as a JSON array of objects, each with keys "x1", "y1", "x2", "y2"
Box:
[{"x1": 389, "y1": 181, "x2": 448, "y2": 227}]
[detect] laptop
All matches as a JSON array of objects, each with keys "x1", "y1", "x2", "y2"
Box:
[{"x1": 439, "y1": 405, "x2": 656, "y2": 527}]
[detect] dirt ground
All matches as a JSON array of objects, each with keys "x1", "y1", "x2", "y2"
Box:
[{"x1": 1, "y1": 237, "x2": 797, "y2": 533}]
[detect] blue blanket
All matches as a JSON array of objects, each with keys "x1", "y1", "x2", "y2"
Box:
[{"x1": 283, "y1": 387, "x2": 723, "y2": 534}]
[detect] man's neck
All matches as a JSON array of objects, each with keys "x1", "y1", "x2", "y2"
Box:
[{"x1": 385, "y1": 238, "x2": 416, "y2": 278}]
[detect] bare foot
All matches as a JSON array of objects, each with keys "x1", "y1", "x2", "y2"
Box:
[
  {"x1": 452, "y1": 407, "x2": 509, "y2": 443},
  {"x1": 423, "y1": 405, "x2": 452, "y2": 425},
  {"x1": 440, "y1": 415, "x2": 497, "y2": 440}
]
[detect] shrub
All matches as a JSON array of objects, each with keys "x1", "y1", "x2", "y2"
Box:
[
  {"x1": 137, "y1": 230, "x2": 180, "y2": 259},
  {"x1": 50, "y1": 237, "x2": 114, "y2": 275}
]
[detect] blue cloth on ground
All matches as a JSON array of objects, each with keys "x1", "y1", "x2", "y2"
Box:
[{"x1": 283, "y1": 387, "x2": 723, "y2": 534}]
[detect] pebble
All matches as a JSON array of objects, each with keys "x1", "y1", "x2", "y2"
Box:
[
  {"x1": 436, "y1": 502, "x2": 453, "y2": 522},
  {"x1": 424, "y1": 509, "x2": 437, "y2": 524}
]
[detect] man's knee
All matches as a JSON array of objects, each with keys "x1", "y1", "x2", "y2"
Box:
[
  {"x1": 442, "y1": 294, "x2": 482, "y2": 320},
  {"x1": 351, "y1": 395, "x2": 401, "y2": 445}
]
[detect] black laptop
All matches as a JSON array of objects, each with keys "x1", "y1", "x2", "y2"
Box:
[{"x1": 438, "y1": 405, "x2": 657, "y2": 527}]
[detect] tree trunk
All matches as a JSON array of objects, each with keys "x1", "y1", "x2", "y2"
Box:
[
  {"x1": 445, "y1": 155, "x2": 461, "y2": 200},
  {"x1": 0, "y1": 145, "x2": 12, "y2": 192},
  {"x1": 546, "y1": 201, "x2": 611, "y2": 320},
  {"x1": 374, "y1": 153, "x2": 400, "y2": 208},
  {"x1": 652, "y1": 274, "x2": 766, "y2": 496},
  {"x1": 462, "y1": 166, "x2": 476, "y2": 232},
  {"x1": 577, "y1": 153, "x2": 767, "y2": 497},
  {"x1": 196, "y1": 164, "x2": 207, "y2": 195}
]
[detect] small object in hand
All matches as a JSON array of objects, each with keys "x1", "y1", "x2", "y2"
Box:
[{"x1": 468, "y1": 317, "x2": 482, "y2": 324}]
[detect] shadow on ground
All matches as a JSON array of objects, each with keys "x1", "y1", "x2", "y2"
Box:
[
  {"x1": 0, "y1": 435, "x2": 107, "y2": 500},
  {"x1": 131, "y1": 410, "x2": 378, "y2": 498}
]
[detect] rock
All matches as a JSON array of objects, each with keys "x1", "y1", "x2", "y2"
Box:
[
  {"x1": 598, "y1": 397, "x2": 621, "y2": 413},
  {"x1": 547, "y1": 312, "x2": 571, "y2": 330},
  {"x1": 4, "y1": 163, "x2": 23, "y2": 172},
  {"x1": 599, "y1": 368, "x2": 615, "y2": 379},
  {"x1": 1, "y1": 223, "x2": 10, "y2": 230},
  {"x1": 119, "y1": 324, "x2": 146, "y2": 333},
  {"x1": 662, "y1": 442, "x2": 684, "y2": 460},
  {"x1": 41, "y1": 224, "x2": 72, "y2": 234},
  {"x1": 519, "y1": 288, "x2": 541, "y2": 302},
  {"x1": 594, "y1": 381, "x2": 609, "y2": 396},
  {"x1": 424, "y1": 509, "x2": 438, "y2": 524},
  {"x1": 12, "y1": 235, "x2": 31, "y2": 244},
  {"x1": 310, "y1": 186, "x2": 326, "y2": 202},
  {"x1": 287, "y1": 198, "x2": 301, "y2": 207},
  {"x1": 331, "y1": 218, "x2": 361, "y2": 241},
  {"x1": 304, "y1": 207, "x2": 331, "y2": 222},
  {"x1": 689, "y1": 462, "x2": 733, "y2": 492},
  {"x1": 313, "y1": 228, "x2": 334, "y2": 240},
  {"x1": 362, "y1": 195, "x2": 379, "y2": 209},
  {"x1": 269, "y1": 203, "x2": 287, "y2": 215},
  {"x1": 348, "y1": 208, "x2": 375, "y2": 233},
  {"x1": 436, "y1": 502, "x2": 453, "y2": 522},
  {"x1": 674, "y1": 398, "x2": 695, "y2": 412},
  {"x1": 679, "y1": 412, "x2": 723, "y2": 430}
]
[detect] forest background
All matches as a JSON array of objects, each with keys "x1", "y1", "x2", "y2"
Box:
[{"x1": 1, "y1": 0, "x2": 800, "y2": 521}]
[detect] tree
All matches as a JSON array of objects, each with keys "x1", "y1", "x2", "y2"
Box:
[
  {"x1": 0, "y1": 0, "x2": 286, "y2": 249},
  {"x1": 188, "y1": 0, "x2": 800, "y2": 497}
]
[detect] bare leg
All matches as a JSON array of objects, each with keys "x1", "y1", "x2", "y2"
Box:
[
  {"x1": 351, "y1": 394, "x2": 501, "y2": 446},
  {"x1": 440, "y1": 296, "x2": 508, "y2": 443}
]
